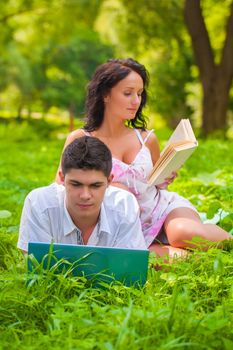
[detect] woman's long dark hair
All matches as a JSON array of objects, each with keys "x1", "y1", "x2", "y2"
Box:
[{"x1": 84, "y1": 58, "x2": 149, "y2": 131}]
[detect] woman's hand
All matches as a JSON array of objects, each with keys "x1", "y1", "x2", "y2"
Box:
[{"x1": 156, "y1": 171, "x2": 177, "y2": 190}]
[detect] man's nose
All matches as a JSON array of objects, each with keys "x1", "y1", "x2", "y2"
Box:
[{"x1": 80, "y1": 186, "x2": 91, "y2": 199}]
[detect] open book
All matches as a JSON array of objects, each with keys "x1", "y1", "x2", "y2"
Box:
[{"x1": 148, "y1": 119, "x2": 198, "y2": 186}]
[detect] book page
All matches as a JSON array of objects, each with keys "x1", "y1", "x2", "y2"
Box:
[
  {"x1": 148, "y1": 145, "x2": 197, "y2": 186},
  {"x1": 161, "y1": 119, "x2": 197, "y2": 156},
  {"x1": 183, "y1": 119, "x2": 197, "y2": 143},
  {"x1": 148, "y1": 118, "x2": 198, "y2": 186}
]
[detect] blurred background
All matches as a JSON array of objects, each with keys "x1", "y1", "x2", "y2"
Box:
[{"x1": 0, "y1": 0, "x2": 233, "y2": 137}]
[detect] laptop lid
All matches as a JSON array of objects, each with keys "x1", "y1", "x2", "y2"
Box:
[{"x1": 28, "y1": 242, "x2": 149, "y2": 287}]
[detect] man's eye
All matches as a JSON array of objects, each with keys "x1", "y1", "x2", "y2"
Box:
[
  {"x1": 91, "y1": 184, "x2": 102, "y2": 188},
  {"x1": 72, "y1": 183, "x2": 81, "y2": 187}
]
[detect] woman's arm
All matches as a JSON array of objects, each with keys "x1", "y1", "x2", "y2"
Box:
[
  {"x1": 55, "y1": 129, "x2": 85, "y2": 183},
  {"x1": 144, "y1": 130, "x2": 177, "y2": 188}
]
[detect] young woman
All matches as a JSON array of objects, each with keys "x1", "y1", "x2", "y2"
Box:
[{"x1": 56, "y1": 58, "x2": 231, "y2": 257}]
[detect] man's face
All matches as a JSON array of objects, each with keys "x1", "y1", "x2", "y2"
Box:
[{"x1": 60, "y1": 169, "x2": 112, "y2": 223}]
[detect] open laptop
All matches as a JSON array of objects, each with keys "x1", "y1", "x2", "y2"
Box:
[{"x1": 28, "y1": 242, "x2": 149, "y2": 287}]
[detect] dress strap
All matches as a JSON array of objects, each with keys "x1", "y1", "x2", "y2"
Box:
[
  {"x1": 81, "y1": 129, "x2": 92, "y2": 136},
  {"x1": 134, "y1": 129, "x2": 144, "y2": 145},
  {"x1": 144, "y1": 129, "x2": 154, "y2": 143},
  {"x1": 134, "y1": 129, "x2": 154, "y2": 145}
]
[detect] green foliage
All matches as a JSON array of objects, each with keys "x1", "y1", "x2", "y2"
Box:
[
  {"x1": 99, "y1": 0, "x2": 193, "y2": 123},
  {"x1": 0, "y1": 0, "x2": 112, "y2": 118},
  {"x1": 1, "y1": 0, "x2": 233, "y2": 133},
  {"x1": 0, "y1": 210, "x2": 12, "y2": 219},
  {"x1": 42, "y1": 32, "x2": 113, "y2": 114},
  {"x1": 1, "y1": 244, "x2": 233, "y2": 349},
  {"x1": 0, "y1": 120, "x2": 233, "y2": 348},
  {"x1": 99, "y1": 0, "x2": 233, "y2": 131}
]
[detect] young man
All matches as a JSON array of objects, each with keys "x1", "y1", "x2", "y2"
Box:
[{"x1": 18, "y1": 136, "x2": 146, "y2": 253}]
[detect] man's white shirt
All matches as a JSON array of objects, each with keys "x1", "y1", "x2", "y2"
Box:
[{"x1": 18, "y1": 183, "x2": 147, "y2": 252}]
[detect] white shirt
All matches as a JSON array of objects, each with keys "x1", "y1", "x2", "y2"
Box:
[{"x1": 18, "y1": 183, "x2": 147, "y2": 252}]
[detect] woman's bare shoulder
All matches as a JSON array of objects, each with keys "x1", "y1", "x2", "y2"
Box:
[
  {"x1": 65, "y1": 129, "x2": 85, "y2": 144},
  {"x1": 141, "y1": 129, "x2": 160, "y2": 163},
  {"x1": 141, "y1": 129, "x2": 159, "y2": 146}
]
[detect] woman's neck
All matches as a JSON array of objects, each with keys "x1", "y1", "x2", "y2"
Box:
[{"x1": 96, "y1": 118, "x2": 128, "y2": 138}]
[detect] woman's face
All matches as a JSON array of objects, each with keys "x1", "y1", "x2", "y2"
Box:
[{"x1": 103, "y1": 71, "x2": 144, "y2": 121}]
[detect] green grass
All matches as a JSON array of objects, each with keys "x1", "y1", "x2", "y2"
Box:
[{"x1": 0, "y1": 120, "x2": 233, "y2": 349}]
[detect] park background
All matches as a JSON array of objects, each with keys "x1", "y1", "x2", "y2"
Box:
[{"x1": 1, "y1": 1, "x2": 233, "y2": 349}]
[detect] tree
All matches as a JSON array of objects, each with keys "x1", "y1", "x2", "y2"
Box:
[
  {"x1": 42, "y1": 33, "x2": 113, "y2": 130},
  {"x1": 99, "y1": 0, "x2": 195, "y2": 126},
  {"x1": 99, "y1": 0, "x2": 233, "y2": 135},
  {"x1": 184, "y1": 0, "x2": 233, "y2": 135},
  {"x1": 0, "y1": 0, "x2": 109, "y2": 124}
]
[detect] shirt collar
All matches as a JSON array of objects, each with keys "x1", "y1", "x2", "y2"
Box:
[{"x1": 63, "y1": 200, "x2": 77, "y2": 236}]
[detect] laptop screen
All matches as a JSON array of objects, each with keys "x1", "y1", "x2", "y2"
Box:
[{"x1": 28, "y1": 242, "x2": 149, "y2": 287}]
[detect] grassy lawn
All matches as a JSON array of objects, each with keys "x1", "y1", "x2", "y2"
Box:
[{"x1": 0, "y1": 119, "x2": 233, "y2": 349}]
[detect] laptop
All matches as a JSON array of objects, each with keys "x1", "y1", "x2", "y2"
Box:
[{"x1": 28, "y1": 242, "x2": 149, "y2": 287}]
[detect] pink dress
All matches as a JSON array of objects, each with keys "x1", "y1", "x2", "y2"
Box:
[
  {"x1": 82, "y1": 129, "x2": 197, "y2": 247},
  {"x1": 111, "y1": 129, "x2": 197, "y2": 247}
]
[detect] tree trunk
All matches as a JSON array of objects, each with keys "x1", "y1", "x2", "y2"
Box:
[
  {"x1": 16, "y1": 104, "x2": 23, "y2": 122},
  {"x1": 202, "y1": 68, "x2": 229, "y2": 133},
  {"x1": 184, "y1": 0, "x2": 233, "y2": 136},
  {"x1": 69, "y1": 103, "x2": 75, "y2": 132}
]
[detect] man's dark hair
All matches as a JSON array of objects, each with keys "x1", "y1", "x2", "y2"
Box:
[
  {"x1": 61, "y1": 136, "x2": 112, "y2": 177},
  {"x1": 84, "y1": 58, "x2": 149, "y2": 132}
]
